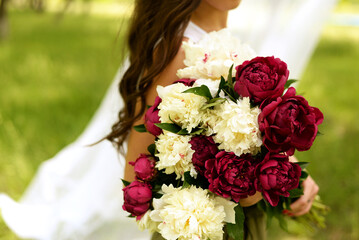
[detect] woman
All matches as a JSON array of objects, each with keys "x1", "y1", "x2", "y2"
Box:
[
  {"x1": 106, "y1": 0, "x2": 319, "y2": 239},
  {"x1": 0, "y1": 0, "x2": 337, "y2": 239}
]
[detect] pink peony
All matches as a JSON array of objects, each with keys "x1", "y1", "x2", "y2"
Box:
[
  {"x1": 234, "y1": 56, "x2": 288, "y2": 104},
  {"x1": 130, "y1": 154, "x2": 156, "y2": 181},
  {"x1": 205, "y1": 151, "x2": 257, "y2": 202},
  {"x1": 189, "y1": 135, "x2": 218, "y2": 176},
  {"x1": 259, "y1": 87, "x2": 324, "y2": 155},
  {"x1": 144, "y1": 96, "x2": 162, "y2": 136},
  {"x1": 254, "y1": 153, "x2": 302, "y2": 207},
  {"x1": 122, "y1": 181, "x2": 152, "y2": 218}
]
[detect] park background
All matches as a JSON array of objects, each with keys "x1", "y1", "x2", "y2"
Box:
[{"x1": 0, "y1": 0, "x2": 358, "y2": 239}]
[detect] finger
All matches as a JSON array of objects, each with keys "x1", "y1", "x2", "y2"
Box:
[
  {"x1": 285, "y1": 174, "x2": 319, "y2": 216},
  {"x1": 289, "y1": 176, "x2": 318, "y2": 212},
  {"x1": 291, "y1": 200, "x2": 313, "y2": 216},
  {"x1": 289, "y1": 196, "x2": 309, "y2": 213}
]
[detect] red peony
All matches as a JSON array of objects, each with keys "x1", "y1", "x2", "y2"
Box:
[
  {"x1": 234, "y1": 56, "x2": 289, "y2": 104},
  {"x1": 189, "y1": 135, "x2": 218, "y2": 176},
  {"x1": 144, "y1": 96, "x2": 162, "y2": 136},
  {"x1": 254, "y1": 153, "x2": 302, "y2": 206},
  {"x1": 259, "y1": 87, "x2": 324, "y2": 156},
  {"x1": 204, "y1": 151, "x2": 256, "y2": 202},
  {"x1": 130, "y1": 154, "x2": 156, "y2": 181},
  {"x1": 122, "y1": 181, "x2": 152, "y2": 219}
]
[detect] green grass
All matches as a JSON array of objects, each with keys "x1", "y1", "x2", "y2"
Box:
[
  {"x1": 1, "y1": 11, "x2": 359, "y2": 240},
  {"x1": 295, "y1": 26, "x2": 359, "y2": 240},
  {"x1": 0, "y1": 11, "x2": 126, "y2": 239},
  {"x1": 268, "y1": 26, "x2": 359, "y2": 240}
]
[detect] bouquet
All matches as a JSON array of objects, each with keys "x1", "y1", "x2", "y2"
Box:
[{"x1": 122, "y1": 30, "x2": 325, "y2": 240}]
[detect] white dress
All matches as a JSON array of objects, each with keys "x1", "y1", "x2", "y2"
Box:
[{"x1": 0, "y1": 0, "x2": 337, "y2": 239}]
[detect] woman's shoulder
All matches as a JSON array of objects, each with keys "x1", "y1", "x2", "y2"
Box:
[{"x1": 145, "y1": 38, "x2": 188, "y2": 104}]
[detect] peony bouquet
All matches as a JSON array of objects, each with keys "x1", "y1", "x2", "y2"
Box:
[{"x1": 122, "y1": 30, "x2": 325, "y2": 240}]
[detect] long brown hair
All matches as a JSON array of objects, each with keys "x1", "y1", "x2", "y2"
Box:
[{"x1": 106, "y1": 0, "x2": 201, "y2": 150}]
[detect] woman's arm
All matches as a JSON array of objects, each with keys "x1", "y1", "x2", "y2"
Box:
[
  {"x1": 124, "y1": 44, "x2": 187, "y2": 182},
  {"x1": 288, "y1": 155, "x2": 320, "y2": 216}
]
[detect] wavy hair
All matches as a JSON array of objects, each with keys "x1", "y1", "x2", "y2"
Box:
[{"x1": 105, "y1": 0, "x2": 201, "y2": 150}]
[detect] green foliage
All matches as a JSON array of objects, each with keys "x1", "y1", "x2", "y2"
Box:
[
  {"x1": 288, "y1": 188, "x2": 304, "y2": 198},
  {"x1": 121, "y1": 179, "x2": 131, "y2": 187},
  {"x1": 284, "y1": 79, "x2": 298, "y2": 89},
  {"x1": 200, "y1": 97, "x2": 226, "y2": 110},
  {"x1": 296, "y1": 162, "x2": 310, "y2": 169},
  {"x1": 182, "y1": 84, "x2": 213, "y2": 100},
  {"x1": 226, "y1": 205, "x2": 245, "y2": 240},
  {"x1": 154, "y1": 123, "x2": 182, "y2": 133},
  {"x1": 147, "y1": 143, "x2": 156, "y2": 156},
  {"x1": 133, "y1": 124, "x2": 147, "y2": 132},
  {"x1": 217, "y1": 65, "x2": 239, "y2": 102},
  {"x1": 0, "y1": 11, "x2": 122, "y2": 238},
  {"x1": 182, "y1": 171, "x2": 209, "y2": 189}
]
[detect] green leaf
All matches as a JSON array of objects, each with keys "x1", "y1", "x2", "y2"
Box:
[
  {"x1": 284, "y1": 197, "x2": 292, "y2": 210},
  {"x1": 182, "y1": 172, "x2": 192, "y2": 188},
  {"x1": 183, "y1": 171, "x2": 196, "y2": 185},
  {"x1": 288, "y1": 188, "x2": 304, "y2": 198},
  {"x1": 227, "y1": 64, "x2": 234, "y2": 85},
  {"x1": 284, "y1": 79, "x2": 298, "y2": 89},
  {"x1": 222, "y1": 88, "x2": 237, "y2": 102},
  {"x1": 154, "y1": 123, "x2": 181, "y2": 133},
  {"x1": 177, "y1": 128, "x2": 189, "y2": 135},
  {"x1": 201, "y1": 98, "x2": 226, "y2": 110},
  {"x1": 226, "y1": 204, "x2": 245, "y2": 240},
  {"x1": 182, "y1": 181, "x2": 191, "y2": 189},
  {"x1": 147, "y1": 143, "x2": 156, "y2": 156},
  {"x1": 189, "y1": 128, "x2": 205, "y2": 135},
  {"x1": 153, "y1": 193, "x2": 164, "y2": 199},
  {"x1": 317, "y1": 131, "x2": 324, "y2": 136},
  {"x1": 215, "y1": 77, "x2": 226, "y2": 98},
  {"x1": 121, "y1": 179, "x2": 131, "y2": 187},
  {"x1": 183, "y1": 85, "x2": 213, "y2": 100},
  {"x1": 133, "y1": 124, "x2": 147, "y2": 133},
  {"x1": 301, "y1": 171, "x2": 309, "y2": 179},
  {"x1": 296, "y1": 162, "x2": 310, "y2": 169}
]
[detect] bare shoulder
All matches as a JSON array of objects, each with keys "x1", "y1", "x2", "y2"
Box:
[
  {"x1": 124, "y1": 38, "x2": 189, "y2": 181},
  {"x1": 145, "y1": 38, "x2": 189, "y2": 105}
]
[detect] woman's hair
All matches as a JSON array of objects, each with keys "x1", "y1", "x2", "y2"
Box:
[{"x1": 105, "y1": 0, "x2": 201, "y2": 151}]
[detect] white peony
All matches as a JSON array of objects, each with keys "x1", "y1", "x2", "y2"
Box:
[
  {"x1": 208, "y1": 97, "x2": 262, "y2": 155},
  {"x1": 177, "y1": 29, "x2": 256, "y2": 81},
  {"x1": 155, "y1": 131, "x2": 196, "y2": 180},
  {"x1": 150, "y1": 185, "x2": 235, "y2": 240},
  {"x1": 137, "y1": 210, "x2": 159, "y2": 233},
  {"x1": 157, "y1": 83, "x2": 207, "y2": 132}
]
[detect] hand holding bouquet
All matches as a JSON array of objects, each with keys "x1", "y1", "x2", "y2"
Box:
[{"x1": 122, "y1": 30, "x2": 325, "y2": 240}]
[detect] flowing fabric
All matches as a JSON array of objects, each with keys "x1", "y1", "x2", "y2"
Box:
[{"x1": 0, "y1": 0, "x2": 337, "y2": 239}]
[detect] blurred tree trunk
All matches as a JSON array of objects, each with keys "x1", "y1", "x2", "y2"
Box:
[
  {"x1": 0, "y1": 0, "x2": 9, "y2": 39},
  {"x1": 30, "y1": 0, "x2": 45, "y2": 13},
  {"x1": 55, "y1": 0, "x2": 73, "y2": 21}
]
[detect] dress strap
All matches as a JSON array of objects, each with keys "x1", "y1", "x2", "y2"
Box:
[{"x1": 183, "y1": 21, "x2": 208, "y2": 43}]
